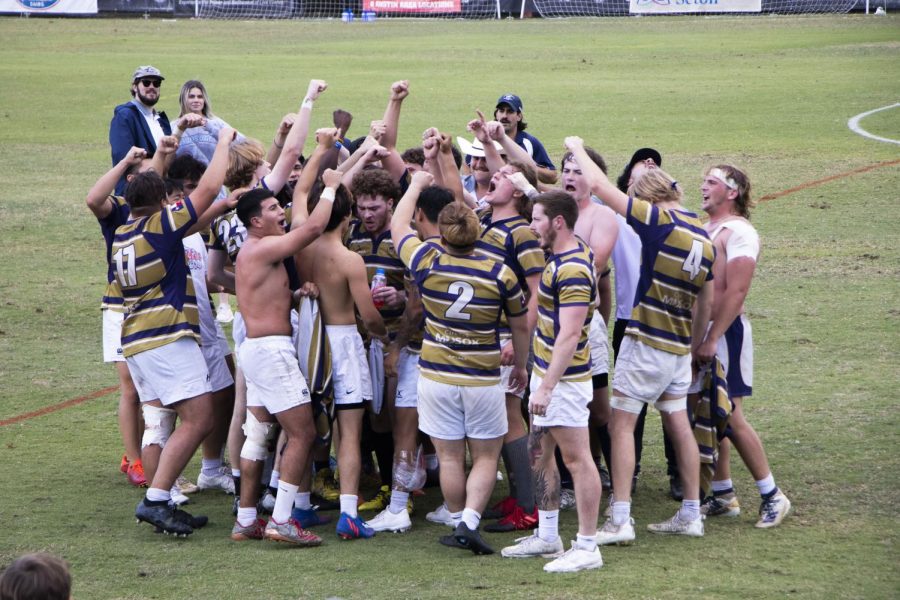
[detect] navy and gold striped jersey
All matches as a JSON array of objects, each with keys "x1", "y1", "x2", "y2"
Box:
[
  {"x1": 209, "y1": 208, "x2": 247, "y2": 265},
  {"x1": 402, "y1": 236, "x2": 443, "y2": 353},
  {"x1": 112, "y1": 198, "x2": 201, "y2": 357},
  {"x1": 98, "y1": 195, "x2": 131, "y2": 312},
  {"x1": 398, "y1": 234, "x2": 526, "y2": 386},
  {"x1": 345, "y1": 219, "x2": 406, "y2": 335},
  {"x1": 625, "y1": 197, "x2": 715, "y2": 355},
  {"x1": 532, "y1": 244, "x2": 596, "y2": 383},
  {"x1": 476, "y1": 214, "x2": 544, "y2": 293}
]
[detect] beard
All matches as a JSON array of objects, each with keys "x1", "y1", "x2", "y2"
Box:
[
  {"x1": 137, "y1": 90, "x2": 159, "y2": 107},
  {"x1": 539, "y1": 227, "x2": 557, "y2": 253}
]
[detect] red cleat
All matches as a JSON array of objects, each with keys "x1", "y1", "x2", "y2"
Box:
[
  {"x1": 127, "y1": 459, "x2": 148, "y2": 487},
  {"x1": 484, "y1": 496, "x2": 517, "y2": 520},
  {"x1": 484, "y1": 505, "x2": 538, "y2": 533}
]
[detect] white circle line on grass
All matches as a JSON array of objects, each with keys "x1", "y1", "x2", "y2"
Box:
[{"x1": 848, "y1": 103, "x2": 900, "y2": 146}]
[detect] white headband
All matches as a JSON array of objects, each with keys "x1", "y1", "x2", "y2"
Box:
[{"x1": 708, "y1": 168, "x2": 738, "y2": 190}]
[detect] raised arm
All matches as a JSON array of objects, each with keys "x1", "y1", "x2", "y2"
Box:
[
  {"x1": 486, "y1": 119, "x2": 538, "y2": 172},
  {"x1": 436, "y1": 132, "x2": 465, "y2": 205},
  {"x1": 378, "y1": 80, "x2": 410, "y2": 181},
  {"x1": 87, "y1": 147, "x2": 145, "y2": 218},
  {"x1": 266, "y1": 113, "x2": 296, "y2": 167},
  {"x1": 421, "y1": 131, "x2": 443, "y2": 186},
  {"x1": 190, "y1": 126, "x2": 236, "y2": 218},
  {"x1": 186, "y1": 186, "x2": 248, "y2": 238},
  {"x1": 340, "y1": 144, "x2": 390, "y2": 189},
  {"x1": 291, "y1": 127, "x2": 338, "y2": 230},
  {"x1": 261, "y1": 168, "x2": 337, "y2": 263},
  {"x1": 263, "y1": 79, "x2": 327, "y2": 195},
  {"x1": 390, "y1": 170, "x2": 433, "y2": 250},
  {"x1": 467, "y1": 111, "x2": 505, "y2": 175},
  {"x1": 564, "y1": 136, "x2": 629, "y2": 216},
  {"x1": 150, "y1": 135, "x2": 179, "y2": 178}
]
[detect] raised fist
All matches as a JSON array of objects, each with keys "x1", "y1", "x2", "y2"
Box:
[
  {"x1": 410, "y1": 170, "x2": 434, "y2": 189},
  {"x1": 390, "y1": 80, "x2": 409, "y2": 101},
  {"x1": 315, "y1": 127, "x2": 339, "y2": 148},
  {"x1": 322, "y1": 168, "x2": 342, "y2": 188},
  {"x1": 306, "y1": 79, "x2": 328, "y2": 101}
]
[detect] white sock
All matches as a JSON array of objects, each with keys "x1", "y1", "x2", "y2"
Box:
[
  {"x1": 340, "y1": 494, "x2": 358, "y2": 518},
  {"x1": 269, "y1": 469, "x2": 281, "y2": 490},
  {"x1": 611, "y1": 501, "x2": 631, "y2": 527},
  {"x1": 538, "y1": 509, "x2": 559, "y2": 542},
  {"x1": 425, "y1": 454, "x2": 439, "y2": 470},
  {"x1": 237, "y1": 506, "x2": 257, "y2": 527},
  {"x1": 389, "y1": 490, "x2": 410, "y2": 514},
  {"x1": 575, "y1": 533, "x2": 598, "y2": 551},
  {"x1": 449, "y1": 510, "x2": 462, "y2": 526},
  {"x1": 293, "y1": 492, "x2": 312, "y2": 511},
  {"x1": 272, "y1": 480, "x2": 298, "y2": 523},
  {"x1": 201, "y1": 457, "x2": 222, "y2": 477},
  {"x1": 146, "y1": 487, "x2": 170, "y2": 503},
  {"x1": 711, "y1": 479, "x2": 734, "y2": 494},
  {"x1": 680, "y1": 499, "x2": 701, "y2": 522},
  {"x1": 231, "y1": 468, "x2": 241, "y2": 479},
  {"x1": 461, "y1": 508, "x2": 481, "y2": 530},
  {"x1": 756, "y1": 473, "x2": 776, "y2": 497}
]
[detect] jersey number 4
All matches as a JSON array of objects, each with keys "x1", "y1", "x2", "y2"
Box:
[
  {"x1": 682, "y1": 240, "x2": 704, "y2": 280},
  {"x1": 113, "y1": 244, "x2": 137, "y2": 287},
  {"x1": 445, "y1": 281, "x2": 474, "y2": 321}
]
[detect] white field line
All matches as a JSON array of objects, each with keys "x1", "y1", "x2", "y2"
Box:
[{"x1": 848, "y1": 103, "x2": 900, "y2": 146}]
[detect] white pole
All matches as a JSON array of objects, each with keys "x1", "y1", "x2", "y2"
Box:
[
  {"x1": 496, "y1": 0, "x2": 501, "y2": 19},
  {"x1": 195, "y1": 0, "x2": 199, "y2": 17},
  {"x1": 865, "y1": 0, "x2": 869, "y2": 13},
  {"x1": 519, "y1": 0, "x2": 525, "y2": 19}
]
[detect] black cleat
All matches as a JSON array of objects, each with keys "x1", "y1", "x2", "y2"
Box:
[
  {"x1": 173, "y1": 507, "x2": 208, "y2": 529},
  {"x1": 136, "y1": 500, "x2": 193, "y2": 537},
  {"x1": 669, "y1": 475, "x2": 684, "y2": 501},
  {"x1": 452, "y1": 523, "x2": 494, "y2": 555}
]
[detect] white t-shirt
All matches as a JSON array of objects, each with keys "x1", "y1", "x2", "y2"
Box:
[
  {"x1": 711, "y1": 218, "x2": 760, "y2": 262},
  {"x1": 183, "y1": 232, "x2": 228, "y2": 349}
]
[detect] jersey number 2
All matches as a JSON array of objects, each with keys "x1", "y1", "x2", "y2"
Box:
[
  {"x1": 682, "y1": 240, "x2": 704, "y2": 280},
  {"x1": 445, "y1": 282, "x2": 474, "y2": 321},
  {"x1": 113, "y1": 244, "x2": 137, "y2": 287}
]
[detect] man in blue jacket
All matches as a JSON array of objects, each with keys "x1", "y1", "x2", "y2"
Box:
[
  {"x1": 494, "y1": 93, "x2": 557, "y2": 184},
  {"x1": 109, "y1": 65, "x2": 172, "y2": 194}
]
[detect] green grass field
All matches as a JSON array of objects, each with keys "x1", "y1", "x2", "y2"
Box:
[{"x1": 0, "y1": 14, "x2": 898, "y2": 600}]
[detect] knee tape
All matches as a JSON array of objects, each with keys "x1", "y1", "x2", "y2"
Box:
[
  {"x1": 141, "y1": 405, "x2": 176, "y2": 449},
  {"x1": 656, "y1": 396, "x2": 687, "y2": 414},
  {"x1": 240, "y1": 410, "x2": 278, "y2": 462},
  {"x1": 610, "y1": 395, "x2": 645, "y2": 415}
]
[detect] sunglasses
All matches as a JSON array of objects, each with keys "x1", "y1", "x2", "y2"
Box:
[{"x1": 139, "y1": 79, "x2": 161, "y2": 88}]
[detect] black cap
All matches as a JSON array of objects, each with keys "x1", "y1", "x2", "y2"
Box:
[{"x1": 617, "y1": 147, "x2": 662, "y2": 193}]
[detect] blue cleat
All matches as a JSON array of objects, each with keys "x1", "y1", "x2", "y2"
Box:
[{"x1": 336, "y1": 512, "x2": 375, "y2": 540}]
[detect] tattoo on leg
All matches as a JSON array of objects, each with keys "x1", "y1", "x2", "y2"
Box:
[{"x1": 529, "y1": 426, "x2": 560, "y2": 510}]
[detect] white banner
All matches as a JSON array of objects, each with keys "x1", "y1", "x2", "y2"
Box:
[
  {"x1": 630, "y1": 0, "x2": 760, "y2": 13},
  {"x1": 0, "y1": 0, "x2": 97, "y2": 13}
]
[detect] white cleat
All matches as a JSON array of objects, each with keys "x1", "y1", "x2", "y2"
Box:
[
  {"x1": 198, "y1": 467, "x2": 236, "y2": 494},
  {"x1": 169, "y1": 485, "x2": 190, "y2": 507},
  {"x1": 756, "y1": 491, "x2": 791, "y2": 529},
  {"x1": 365, "y1": 508, "x2": 412, "y2": 533},
  {"x1": 543, "y1": 543, "x2": 603, "y2": 573},
  {"x1": 500, "y1": 534, "x2": 565, "y2": 559},
  {"x1": 216, "y1": 303, "x2": 234, "y2": 324},
  {"x1": 425, "y1": 503, "x2": 458, "y2": 527},
  {"x1": 647, "y1": 512, "x2": 704, "y2": 537},
  {"x1": 597, "y1": 518, "x2": 636, "y2": 546}
]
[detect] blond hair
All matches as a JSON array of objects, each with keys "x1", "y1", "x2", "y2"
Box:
[
  {"x1": 438, "y1": 203, "x2": 480, "y2": 250},
  {"x1": 225, "y1": 138, "x2": 265, "y2": 190},
  {"x1": 628, "y1": 168, "x2": 682, "y2": 205}
]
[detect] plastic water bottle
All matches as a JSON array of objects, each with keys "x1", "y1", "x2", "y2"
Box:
[
  {"x1": 341, "y1": 9, "x2": 354, "y2": 21},
  {"x1": 371, "y1": 268, "x2": 387, "y2": 309}
]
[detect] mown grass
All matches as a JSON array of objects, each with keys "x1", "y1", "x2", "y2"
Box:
[{"x1": 0, "y1": 14, "x2": 898, "y2": 600}]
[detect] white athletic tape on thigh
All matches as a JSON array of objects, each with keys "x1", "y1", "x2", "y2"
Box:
[
  {"x1": 656, "y1": 396, "x2": 687, "y2": 414},
  {"x1": 141, "y1": 405, "x2": 176, "y2": 449},
  {"x1": 240, "y1": 410, "x2": 278, "y2": 462}
]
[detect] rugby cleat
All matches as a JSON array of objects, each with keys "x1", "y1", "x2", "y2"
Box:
[
  {"x1": 484, "y1": 505, "x2": 538, "y2": 533},
  {"x1": 500, "y1": 534, "x2": 564, "y2": 559},
  {"x1": 231, "y1": 518, "x2": 266, "y2": 541},
  {"x1": 597, "y1": 517, "x2": 636, "y2": 546},
  {"x1": 365, "y1": 508, "x2": 412, "y2": 533},
  {"x1": 336, "y1": 512, "x2": 375, "y2": 540},
  {"x1": 291, "y1": 506, "x2": 332, "y2": 528},
  {"x1": 264, "y1": 517, "x2": 322, "y2": 546},
  {"x1": 543, "y1": 543, "x2": 603, "y2": 573},
  {"x1": 756, "y1": 490, "x2": 791, "y2": 529},
  {"x1": 701, "y1": 493, "x2": 741, "y2": 518},
  {"x1": 647, "y1": 512, "x2": 704, "y2": 537},
  {"x1": 135, "y1": 500, "x2": 193, "y2": 537}
]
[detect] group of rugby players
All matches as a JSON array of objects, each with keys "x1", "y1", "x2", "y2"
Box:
[{"x1": 91, "y1": 65, "x2": 790, "y2": 573}]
